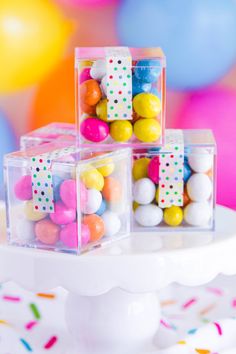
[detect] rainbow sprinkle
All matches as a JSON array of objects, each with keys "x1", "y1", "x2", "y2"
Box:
[
  {"x1": 44, "y1": 336, "x2": 58, "y2": 349},
  {"x1": 36, "y1": 293, "x2": 55, "y2": 300},
  {"x1": 25, "y1": 321, "x2": 38, "y2": 331},
  {"x1": 182, "y1": 297, "x2": 197, "y2": 310},
  {"x1": 29, "y1": 303, "x2": 41, "y2": 320},
  {"x1": 214, "y1": 322, "x2": 222, "y2": 336},
  {"x1": 3, "y1": 295, "x2": 21, "y2": 302},
  {"x1": 20, "y1": 338, "x2": 33, "y2": 352}
]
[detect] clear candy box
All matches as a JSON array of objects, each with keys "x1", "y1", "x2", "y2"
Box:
[
  {"x1": 75, "y1": 47, "x2": 166, "y2": 147},
  {"x1": 4, "y1": 142, "x2": 131, "y2": 254},
  {"x1": 132, "y1": 129, "x2": 216, "y2": 231}
]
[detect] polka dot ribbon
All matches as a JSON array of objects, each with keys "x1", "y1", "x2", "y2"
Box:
[
  {"x1": 105, "y1": 47, "x2": 132, "y2": 121},
  {"x1": 31, "y1": 145, "x2": 76, "y2": 213},
  {"x1": 158, "y1": 130, "x2": 184, "y2": 208}
]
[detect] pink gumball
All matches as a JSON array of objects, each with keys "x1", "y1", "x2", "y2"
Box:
[
  {"x1": 14, "y1": 175, "x2": 32, "y2": 201},
  {"x1": 80, "y1": 68, "x2": 92, "y2": 84},
  {"x1": 173, "y1": 87, "x2": 236, "y2": 209},
  {"x1": 80, "y1": 182, "x2": 87, "y2": 208},
  {"x1": 81, "y1": 224, "x2": 90, "y2": 246},
  {"x1": 60, "y1": 179, "x2": 77, "y2": 209},
  {"x1": 50, "y1": 201, "x2": 76, "y2": 225},
  {"x1": 80, "y1": 117, "x2": 109, "y2": 142},
  {"x1": 147, "y1": 156, "x2": 160, "y2": 184},
  {"x1": 60, "y1": 222, "x2": 90, "y2": 248}
]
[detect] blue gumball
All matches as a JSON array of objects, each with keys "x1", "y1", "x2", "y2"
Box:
[
  {"x1": 150, "y1": 86, "x2": 161, "y2": 100},
  {"x1": 132, "y1": 76, "x2": 151, "y2": 96},
  {"x1": 0, "y1": 111, "x2": 16, "y2": 197},
  {"x1": 134, "y1": 59, "x2": 161, "y2": 83},
  {"x1": 96, "y1": 198, "x2": 107, "y2": 216},
  {"x1": 53, "y1": 175, "x2": 63, "y2": 201},
  {"x1": 117, "y1": 0, "x2": 236, "y2": 90},
  {"x1": 183, "y1": 161, "x2": 192, "y2": 183}
]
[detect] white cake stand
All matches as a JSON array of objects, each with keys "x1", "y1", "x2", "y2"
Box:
[{"x1": 0, "y1": 205, "x2": 236, "y2": 354}]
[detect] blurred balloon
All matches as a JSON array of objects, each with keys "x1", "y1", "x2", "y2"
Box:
[
  {"x1": 117, "y1": 0, "x2": 236, "y2": 90},
  {"x1": 0, "y1": 111, "x2": 17, "y2": 193},
  {"x1": 0, "y1": 0, "x2": 72, "y2": 93},
  {"x1": 173, "y1": 88, "x2": 236, "y2": 209},
  {"x1": 29, "y1": 56, "x2": 74, "y2": 129},
  {"x1": 58, "y1": 0, "x2": 117, "y2": 6}
]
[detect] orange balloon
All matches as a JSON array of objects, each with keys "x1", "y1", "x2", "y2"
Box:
[
  {"x1": 29, "y1": 56, "x2": 75, "y2": 130},
  {"x1": 83, "y1": 214, "x2": 105, "y2": 242},
  {"x1": 102, "y1": 177, "x2": 122, "y2": 202},
  {"x1": 80, "y1": 79, "x2": 102, "y2": 106}
]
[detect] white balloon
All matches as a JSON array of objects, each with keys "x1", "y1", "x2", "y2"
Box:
[
  {"x1": 102, "y1": 211, "x2": 121, "y2": 237},
  {"x1": 184, "y1": 202, "x2": 212, "y2": 227},
  {"x1": 187, "y1": 173, "x2": 212, "y2": 202},
  {"x1": 134, "y1": 204, "x2": 163, "y2": 227},
  {"x1": 133, "y1": 178, "x2": 156, "y2": 205},
  {"x1": 188, "y1": 148, "x2": 213, "y2": 173},
  {"x1": 82, "y1": 189, "x2": 102, "y2": 214},
  {"x1": 90, "y1": 59, "x2": 106, "y2": 80}
]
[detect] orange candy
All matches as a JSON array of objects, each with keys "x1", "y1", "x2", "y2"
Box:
[
  {"x1": 183, "y1": 187, "x2": 190, "y2": 206},
  {"x1": 80, "y1": 79, "x2": 102, "y2": 106},
  {"x1": 102, "y1": 177, "x2": 122, "y2": 202},
  {"x1": 81, "y1": 102, "x2": 96, "y2": 115},
  {"x1": 83, "y1": 214, "x2": 105, "y2": 242}
]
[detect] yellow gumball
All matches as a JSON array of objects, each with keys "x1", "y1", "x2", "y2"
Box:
[
  {"x1": 133, "y1": 201, "x2": 139, "y2": 211},
  {"x1": 79, "y1": 60, "x2": 93, "y2": 69},
  {"x1": 96, "y1": 158, "x2": 115, "y2": 177},
  {"x1": 80, "y1": 166, "x2": 104, "y2": 191},
  {"x1": 133, "y1": 93, "x2": 161, "y2": 118},
  {"x1": 24, "y1": 201, "x2": 47, "y2": 222},
  {"x1": 0, "y1": 0, "x2": 72, "y2": 93},
  {"x1": 134, "y1": 118, "x2": 161, "y2": 143},
  {"x1": 132, "y1": 158, "x2": 150, "y2": 180},
  {"x1": 155, "y1": 187, "x2": 159, "y2": 204},
  {"x1": 110, "y1": 120, "x2": 133, "y2": 142},
  {"x1": 164, "y1": 206, "x2": 183, "y2": 226},
  {"x1": 96, "y1": 99, "x2": 108, "y2": 121}
]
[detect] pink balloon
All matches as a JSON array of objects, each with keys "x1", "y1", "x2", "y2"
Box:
[{"x1": 173, "y1": 87, "x2": 236, "y2": 210}]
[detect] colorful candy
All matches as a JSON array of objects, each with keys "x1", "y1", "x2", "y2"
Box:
[
  {"x1": 80, "y1": 117, "x2": 109, "y2": 142},
  {"x1": 133, "y1": 93, "x2": 161, "y2": 118},
  {"x1": 134, "y1": 118, "x2": 161, "y2": 143},
  {"x1": 187, "y1": 173, "x2": 212, "y2": 202},
  {"x1": 102, "y1": 177, "x2": 122, "y2": 202},
  {"x1": 188, "y1": 148, "x2": 213, "y2": 173},
  {"x1": 80, "y1": 79, "x2": 102, "y2": 106},
  {"x1": 96, "y1": 157, "x2": 115, "y2": 177},
  {"x1": 35, "y1": 219, "x2": 60, "y2": 245},
  {"x1": 134, "y1": 204, "x2": 163, "y2": 227},
  {"x1": 80, "y1": 166, "x2": 104, "y2": 191},
  {"x1": 132, "y1": 76, "x2": 151, "y2": 96},
  {"x1": 80, "y1": 68, "x2": 92, "y2": 84},
  {"x1": 164, "y1": 206, "x2": 183, "y2": 226},
  {"x1": 14, "y1": 175, "x2": 32, "y2": 201},
  {"x1": 82, "y1": 189, "x2": 102, "y2": 214},
  {"x1": 134, "y1": 59, "x2": 161, "y2": 83},
  {"x1": 50, "y1": 201, "x2": 76, "y2": 225},
  {"x1": 102, "y1": 210, "x2": 121, "y2": 237},
  {"x1": 15, "y1": 219, "x2": 35, "y2": 244},
  {"x1": 60, "y1": 179, "x2": 77, "y2": 209},
  {"x1": 83, "y1": 214, "x2": 105, "y2": 242},
  {"x1": 52, "y1": 175, "x2": 63, "y2": 202},
  {"x1": 96, "y1": 98, "x2": 108, "y2": 121},
  {"x1": 147, "y1": 156, "x2": 160, "y2": 184},
  {"x1": 90, "y1": 59, "x2": 106, "y2": 80},
  {"x1": 184, "y1": 202, "x2": 212, "y2": 226},
  {"x1": 110, "y1": 120, "x2": 133, "y2": 142},
  {"x1": 24, "y1": 200, "x2": 47, "y2": 221},
  {"x1": 133, "y1": 178, "x2": 156, "y2": 205},
  {"x1": 96, "y1": 198, "x2": 107, "y2": 216},
  {"x1": 132, "y1": 157, "x2": 150, "y2": 180}
]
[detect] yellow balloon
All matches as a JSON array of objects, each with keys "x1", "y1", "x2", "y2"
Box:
[{"x1": 0, "y1": 0, "x2": 72, "y2": 93}]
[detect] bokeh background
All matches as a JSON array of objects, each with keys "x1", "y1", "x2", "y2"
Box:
[{"x1": 0, "y1": 0, "x2": 236, "y2": 209}]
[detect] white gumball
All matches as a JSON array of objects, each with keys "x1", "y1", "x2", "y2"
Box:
[
  {"x1": 184, "y1": 202, "x2": 212, "y2": 226},
  {"x1": 187, "y1": 173, "x2": 212, "y2": 202},
  {"x1": 102, "y1": 211, "x2": 121, "y2": 237},
  {"x1": 82, "y1": 189, "x2": 102, "y2": 214},
  {"x1": 134, "y1": 204, "x2": 163, "y2": 227},
  {"x1": 133, "y1": 178, "x2": 156, "y2": 205},
  {"x1": 188, "y1": 148, "x2": 213, "y2": 173},
  {"x1": 100, "y1": 75, "x2": 107, "y2": 96},
  {"x1": 90, "y1": 59, "x2": 106, "y2": 80},
  {"x1": 15, "y1": 218, "x2": 35, "y2": 244}
]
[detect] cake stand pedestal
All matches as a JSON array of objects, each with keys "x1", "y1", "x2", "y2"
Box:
[{"x1": 0, "y1": 205, "x2": 236, "y2": 354}]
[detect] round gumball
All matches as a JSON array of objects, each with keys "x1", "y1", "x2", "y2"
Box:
[
  {"x1": 80, "y1": 166, "x2": 104, "y2": 191},
  {"x1": 96, "y1": 157, "x2": 115, "y2": 177},
  {"x1": 81, "y1": 102, "x2": 96, "y2": 115},
  {"x1": 15, "y1": 219, "x2": 35, "y2": 244},
  {"x1": 110, "y1": 120, "x2": 133, "y2": 142},
  {"x1": 100, "y1": 75, "x2": 107, "y2": 96},
  {"x1": 147, "y1": 156, "x2": 160, "y2": 184},
  {"x1": 134, "y1": 59, "x2": 161, "y2": 83},
  {"x1": 183, "y1": 187, "x2": 191, "y2": 206},
  {"x1": 83, "y1": 214, "x2": 105, "y2": 242},
  {"x1": 101, "y1": 211, "x2": 121, "y2": 237},
  {"x1": 14, "y1": 175, "x2": 32, "y2": 201},
  {"x1": 184, "y1": 161, "x2": 192, "y2": 183},
  {"x1": 50, "y1": 201, "x2": 76, "y2": 225},
  {"x1": 188, "y1": 148, "x2": 213, "y2": 173},
  {"x1": 60, "y1": 222, "x2": 87, "y2": 249},
  {"x1": 82, "y1": 189, "x2": 102, "y2": 214},
  {"x1": 132, "y1": 76, "x2": 151, "y2": 96},
  {"x1": 80, "y1": 68, "x2": 92, "y2": 84},
  {"x1": 90, "y1": 60, "x2": 106, "y2": 80},
  {"x1": 134, "y1": 118, "x2": 161, "y2": 143},
  {"x1": 35, "y1": 219, "x2": 60, "y2": 245},
  {"x1": 80, "y1": 181, "x2": 88, "y2": 208},
  {"x1": 60, "y1": 179, "x2": 76, "y2": 209},
  {"x1": 80, "y1": 79, "x2": 102, "y2": 106},
  {"x1": 52, "y1": 175, "x2": 63, "y2": 202},
  {"x1": 96, "y1": 198, "x2": 107, "y2": 216},
  {"x1": 184, "y1": 202, "x2": 212, "y2": 226},
  {"x1": 134, "y1": 204, "x2": 163, "y2": 227},
  {"x1": 96, "y1": 98, "x2": 108, "y2": 121},
  {"x1": 132, "y1": 157, "x2": 150, "y2": 180},
  {"x1": 81, "y1": 224, "x2": 90, "y2": 246},
  {"x1": 80, "y1": 117, "x2": 109, "y2": 142},
  {"x1": 164, "y1": 206, "x2": 183, "y2": 226},
  {"x1": 133, "y1": 93, "x2": 161, "y2": 118},
  {"x1": 187, "y1": 173, "x2": 212, "y2": 202},
  {"x1": 133, "y1": 201, "x2": 139, "y2": 211},
  {"x1": 102, "y1": 177, "x2": 122, "y2": 202},
  {"x1": 155, "y1": 187, "x2": 159, "y2": 204},
  {"x1": 24, "y1": 200, "x2": 47, "y2": 221},
  {"x1": 133, "y1": 178, "x2": 156, "y2": 204}
]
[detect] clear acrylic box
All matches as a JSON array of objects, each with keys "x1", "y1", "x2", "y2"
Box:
[
  {"x1": 132, "y1": 129, "x2": 216, "y2": 231},
  {"x1": 75, "y1": 47, "x2": 166, "y2": 147},
  {"x1": 4, "y1": 142, "x2": 131, "y2": 254},
  {"x1": 20, "y1": 123, "x2": 76, "y2": 149}
]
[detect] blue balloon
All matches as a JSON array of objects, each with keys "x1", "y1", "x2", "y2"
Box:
[
  {"x1": 0, "y1": 111, "x2": 16, "y2": 197},
  {"x1": 134, "y1": 59, "x2": 161, "y2": 83},
  {"x1": 117, "y1": 0, "x2": 236, "y2": 90},
  {"x1": 132, "y1": 76, "x2": 151, "y2": 96},
  {"x1": 96, "y1": 199, "x2": 107, "y2": 216}
]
